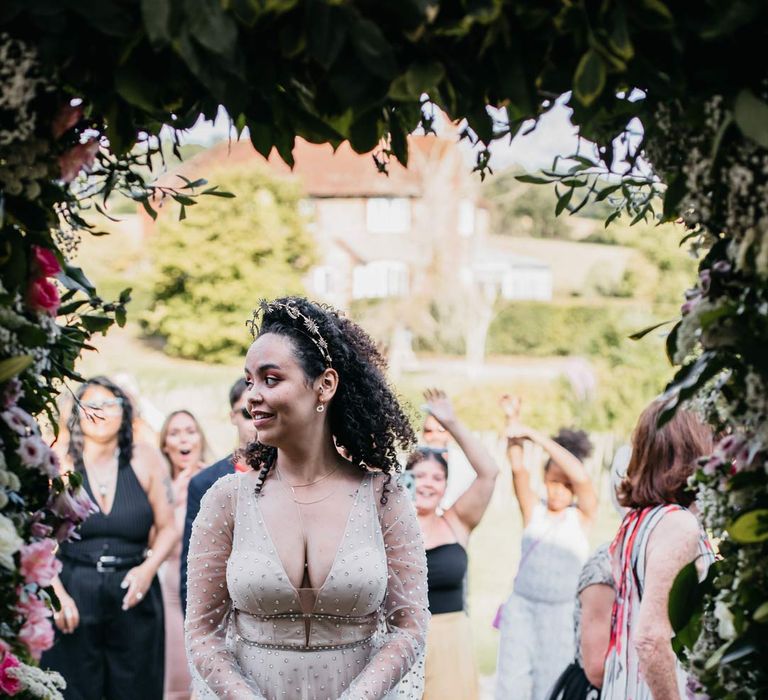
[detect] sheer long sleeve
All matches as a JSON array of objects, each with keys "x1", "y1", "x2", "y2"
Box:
[
  {"x1": 184, "y1": 474, "x2": 265, "y2": 699},
  {"x1": 341, "y1": 477, "x2": 430, "y2": 699}
]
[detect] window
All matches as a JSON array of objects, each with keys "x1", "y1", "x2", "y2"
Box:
[
  {"x1": 366, "y1": 198, "x2": 411, "y2": 234},
  {"x1": 458, "y1": 199, "x2": 475, "y2": 237},
  {"x1": 352, "y1": 261, "x2": 409, "y2": 299},
  {"x1": 311, "y1": 266, "x2": 335, "y2": 296}
]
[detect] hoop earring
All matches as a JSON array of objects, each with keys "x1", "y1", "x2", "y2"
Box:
[{"x1": 316, "y1": 404, "x2": 325, "y2": 413}]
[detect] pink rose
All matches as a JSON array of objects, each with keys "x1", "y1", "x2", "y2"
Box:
[
  {"x1": 0, "y1": 651, "x2": 21, "y2": 696},
  {"x1": 27, "y1": 277, "x2": 60, "y2": 315},
  {"x1": 31, "y1": 245, "x2": 61, "y2": 277},
  {"x1": 19, "y1": 539, "x2": 62, "y2": 587},
  {"x1": 52, "y1": 103, "x2": 83, "y2": 139},
  {"x1": 58, "y1": 138, "x2": 100, "y2": 183},
  {"x1": 17, "y1": 616, "x2": 54, "y2": 661}
]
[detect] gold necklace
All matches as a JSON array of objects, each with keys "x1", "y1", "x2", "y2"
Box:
[
  {"x1": 276, "y1": 464, "x2": 340, "y2": 488},
  {"x1": 275, "y1": 466, "x2": 340, "y2": 505}
]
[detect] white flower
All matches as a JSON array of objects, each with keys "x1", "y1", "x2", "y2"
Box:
[
  {"x1": 16, "y1": 435, "x2": 48, "y2": 468},
  {"x1": 5, "y1": 660, "x2": 66, "y2": 700},
  {"x1": 0, "y1": 512, "x2": 23, "y2": 570},
  {"x1": 714, "y1": 600, "x2": 737, "y2": 641},
  {"x1": 0, "y1": 491, "x2": 7, "y2": 509}
]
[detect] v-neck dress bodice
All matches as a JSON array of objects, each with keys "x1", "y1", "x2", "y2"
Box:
[{"x1": 185, "y1": 471, "x2": 429, "y2": 700}]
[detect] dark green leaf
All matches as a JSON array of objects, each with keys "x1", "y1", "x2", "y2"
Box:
[
  {"x1": 728, "y1": 509, "x2": 768, "y2": 544},
  {"x1": 115, "y1": 306, "x2": 127, "y2": 327},
  {"x1": 516, "y1": 174, "x2": 553, "y2": 185},
  {"x1": 629, "y1": 319, "x2": 675, "y2": 341},
  {"x1": 58, "y1": 265, "x2": 96, "y2": 296},
  {"x1": 306, "y1": 0, "x2": 348, "y2": 68},
  {"x1": 186, "y1": 0, "x2": 239, "y2": 58},
  {"x1": 350, "y1": 18, "x2": 397, "y2": 80},
  {"x1": 662, "y1": 172, "x2": 687, "y2": 221},
  {"x1": 80, "y1": 315, "x2": 114, "y2": 333},
  {"x1": 555, "y1": 187, "x2": 573, "y2": 216},
  {"x1": 142, "y1": 0, "x2": 171, "y2": 46},
  {"x1": 573, "y1": 49, "x2": 606, "y2": 107},
  {"x1": 733, "y1": 90, "x2": 768, "y2": 149}
]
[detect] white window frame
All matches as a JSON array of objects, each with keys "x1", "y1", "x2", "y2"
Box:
[{"x1": 366, "y1": 197, "x2": 411, "y2": 234}]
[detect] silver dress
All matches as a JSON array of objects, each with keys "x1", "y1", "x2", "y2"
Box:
[{"x1": 185, "y1": 470, "x2": 429, "y2": 699}]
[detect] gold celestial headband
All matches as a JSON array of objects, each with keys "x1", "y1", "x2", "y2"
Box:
[{"x1": 247, "y1": 299, "x2": 333, "y2": 368}]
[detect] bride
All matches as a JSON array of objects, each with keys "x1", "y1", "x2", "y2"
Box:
[{"x1": 185, "y1": 297, "x2": 429, "y2": 699}]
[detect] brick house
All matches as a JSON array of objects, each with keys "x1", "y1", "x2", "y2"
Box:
[{"x1": 143, "y1": 134, "x2": 551, "y2": 310}]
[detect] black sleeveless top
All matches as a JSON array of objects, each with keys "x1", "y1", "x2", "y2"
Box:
[
  {"x1": 60, "y1": 460, "x2": 154, "y2": 563},
  {"x1": 426, "y1": 542, "x2": 468, "y2": 615}
]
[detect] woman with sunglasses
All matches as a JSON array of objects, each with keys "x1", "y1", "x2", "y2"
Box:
[
  {"x1": 158, "y1": 410, "x2": 210, "y2": 700},
  {"x1": 42, "y1": 376, "x2": 178, "y2": 700},
  {"x1": 407, "y1": 388, "x2": 500, "y2": 700}
]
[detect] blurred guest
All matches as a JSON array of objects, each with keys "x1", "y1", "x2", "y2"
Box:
[
  {"x1": 179, "y1": 378, "x2": 256, "y2": 612},
  {"x1": 601, "y1": 400, "x2": 714, "y2": 700},
  {"x1": 547, "y1": 452, "x2": 630, "y2": 700},
  {"x1": 496, "y1": 396, "x2": 597, "y2": 700},
  {"x1": 408, "y1": 388, "x2": 499, "y2": 700},
  {"x1": 42, "y1": 376, "x2": 177, "y2": 700},
  {"x1": 158, "y1": 410, "x2": 209, "y2": 700}
]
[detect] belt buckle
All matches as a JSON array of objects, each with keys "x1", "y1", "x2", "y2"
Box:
[{"x1": 96, "y1": 555, "x2": 117, "y2": 573}]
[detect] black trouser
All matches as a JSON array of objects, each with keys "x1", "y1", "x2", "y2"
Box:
[{"x1": 41, "y1": 564, "x2": 164, "y2": 700}]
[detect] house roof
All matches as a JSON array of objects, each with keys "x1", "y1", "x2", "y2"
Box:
[{"x1": 162, "y1": 135, "x2": 461, "y2": 198}]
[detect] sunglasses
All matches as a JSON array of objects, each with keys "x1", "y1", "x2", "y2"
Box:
[
  {"x1": 79, "y1": 398, "x2": 123, "y2": 414},
  {"x1": 415, "y1": 445, "x2": 448, "y2": 468}
]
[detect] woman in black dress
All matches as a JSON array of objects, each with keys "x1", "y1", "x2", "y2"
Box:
[
  {"x1": 407, "y1": 388, "x2": 499, "y2": 700},
  {"x1": 41, "y1": 377, "x2": 178, "y2": 700}
]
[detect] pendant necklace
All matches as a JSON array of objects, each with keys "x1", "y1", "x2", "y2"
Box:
[{"x1": 86, "y1": 448, "x2": 120, "y2": 500}]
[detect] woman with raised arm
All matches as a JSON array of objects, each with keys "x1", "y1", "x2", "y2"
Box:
[
  {"x1": 185, "y1": 297, "x2": 429, "y2": 700},
  {"x1": 41, "y1": 376, "x2": 178, "y2": 700},
  {"x1": 406, "y1": 388, "x2": 499, "y2": 700},
  {"x1": 495, "y1": 396, "x2": 597, "y2": 700}
]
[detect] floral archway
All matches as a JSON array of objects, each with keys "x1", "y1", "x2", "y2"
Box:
[{"x1": 1, "y1": 2, "x2": 766, "y2": 696}]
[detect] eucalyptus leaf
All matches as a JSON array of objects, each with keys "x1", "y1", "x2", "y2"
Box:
[
  {"x1": 573, "y1": 49, "x2": 606, "y2": 107},
  {"x1": 733, "y1": 90, "x2": 768, "y2": 149},
  {"x1": 0, "y1": 355, "x2": 34, "y2": 383}
]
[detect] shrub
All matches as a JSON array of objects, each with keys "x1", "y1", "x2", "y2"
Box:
[{"x1": 142, "y1": 166, "x2": 316, "y2": 362}]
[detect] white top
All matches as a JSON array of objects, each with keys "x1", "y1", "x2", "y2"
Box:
[{"x1": 513, "y1": 503, "x2": 590, "y2": 603}]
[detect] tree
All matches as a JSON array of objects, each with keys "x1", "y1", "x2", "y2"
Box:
[{"x1": 143, "y1": 166, "x2": 316, "y2": 362}]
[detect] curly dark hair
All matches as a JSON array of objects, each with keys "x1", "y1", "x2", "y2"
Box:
[
  {"x1": 544, "y1": 427, "x2": 593, "y2": 471},
  {"x1": 67, "y1": 376, "x2": 134, "y2": 470},
  {"x1": 243, "y1": 297, "x2": 416, "y2": 502}
]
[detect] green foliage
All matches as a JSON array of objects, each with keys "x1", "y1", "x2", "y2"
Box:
[
  {"x1": 483, "y1": 171, "x2": 567, "y2": 238},
  {"x1": 141, "y1": 166, "x2": 316, "y2": 362}
]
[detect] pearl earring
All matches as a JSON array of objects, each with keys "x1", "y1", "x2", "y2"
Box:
[{"x1": 316, "y1": 404, "x2": 325, "y2": 413}]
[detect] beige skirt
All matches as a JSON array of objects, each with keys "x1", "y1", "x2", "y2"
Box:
[{"x1": 423, "y1": 611, "x2": 479, "y2": 700}]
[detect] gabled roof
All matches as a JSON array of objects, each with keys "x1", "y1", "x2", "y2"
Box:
[{"x1": 163, "y1": 135, "x2": 461, "y2": 198}]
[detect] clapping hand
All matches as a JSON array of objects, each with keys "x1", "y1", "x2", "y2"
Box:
[
  {"x1": 423, "y1": 388, "x2": 456, "y2": 429},
  {"x1": 500, "y1": 395, "x2": 528, "y2": 444}
]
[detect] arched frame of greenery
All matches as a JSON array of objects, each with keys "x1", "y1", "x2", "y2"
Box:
[{"x1": 1, "y1": 1, "x2": 767, "y2": 696}]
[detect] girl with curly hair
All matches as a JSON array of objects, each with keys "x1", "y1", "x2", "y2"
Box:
[
  {"x1": 185, "y1": 297, "x2": 429, "y2": 700},
  {"x1": 495, "y1": 396, "x2": 597, "y2": 700}
]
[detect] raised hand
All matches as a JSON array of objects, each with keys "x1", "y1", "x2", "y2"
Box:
[{"x1": 423, "y1": 388, "x2": 456, "y2": 428}]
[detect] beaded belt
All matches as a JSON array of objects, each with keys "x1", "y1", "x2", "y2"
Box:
[{"x1": 233, "y1": 609, "x2": 378, "y2": 652}]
